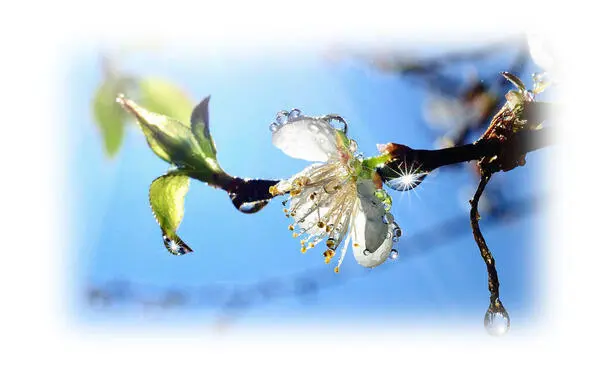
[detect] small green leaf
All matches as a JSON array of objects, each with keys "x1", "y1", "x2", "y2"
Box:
[
  {"x1": 92, "y1": 78, "x2": 126, "y2": 156},
  {"x1": 149, "y1": 172, "x2": 193, "y2": 255},
  {"x1": 190, "y1": 95, "x2": 217, "y2": 160},
  {"x1": 117, "y1": 95, "x2": 224, "y2": 183},
  {"x1": 139, "y1": 78, "x2": 194, "y2": 124}
]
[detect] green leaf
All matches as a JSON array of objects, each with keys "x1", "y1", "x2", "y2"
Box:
[
  {"x1": 92, "y1": 78, "x2": 126, "y2": 156},
  {"x1": 149, "y1": 172, "x2": 193, "y2": 255},
  {"x1": 190, "y1": 95, "x2": 217, "y2": 160},
  {"x1": 139, "y1": 78, "x2": 194, "y2": 124},
  {"x1": 117, "y1": 95, "x2": 224, "y2": 183}
]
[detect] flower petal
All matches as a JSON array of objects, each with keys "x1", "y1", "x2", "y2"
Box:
[
  {"x1": 351, "y1": 180, "x2": 394, "y2": 268},
  {"x1": 272, "y1": 117, "x2": 338, "y2": 162}
]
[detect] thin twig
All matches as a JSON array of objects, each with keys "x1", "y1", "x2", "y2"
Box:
[
  {"x1": 469, "y1": 170, "x2": 510, "y2": 333},
  {"x1": 470, "y1": 172, "x2": 499, "y2": 303}
]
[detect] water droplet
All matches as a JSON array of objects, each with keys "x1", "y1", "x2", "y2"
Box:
[
  {"x1": 382, "y1": 213, "x2": 394, "y2": 224},
  {"x1": 269, "y1": 122, "x2": 279, "y2": 132},
  {"x1": 275, "y1": 111, "x2": 289, "y2": 125},
  {"x1": 389, "y1": 249, "x2": 399, "y2": 260},
  {"x1": 394, "y1": 227, "x2": 402, "y2": 238},
  {"x1": 484, "y1": 306, "x2": 510, "y2": 336},
  {"x1": 308, "y1": 122, "x2": 320, "y2": 133},
  {"x1": 237, "y1": 200, "x2": 269, "y2": 213},
  {"x1": 162, "y1": 234, "x2": 192, "y2": 255},
  {"x1": 385, "y1": 172, "x2": 428, "y2": 191},
  {"x1": 288, "y1": 109, "x2": 301, "y2": 121},
  {"x1": 324, "y1": 114, "x2": 348, "y2": 134},
  {"x1": 349, "y1": 139, "x2": 358, "y2": 152},
  {"x1": 363, "y1": 249, "x2": 370, "y2": 256},
  {"x1": 374, "y1": 189, "x2": 386, "y2": 200},
  {"x1": 374, "y1": 189, "x2": 392, "y2": 211}
]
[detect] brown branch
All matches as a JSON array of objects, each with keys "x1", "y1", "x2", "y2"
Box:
[
  {"x1": 470, "y1": 173, "x2": 499, "y2": 303},
  {"x1": 470, "y1": 170, "x2": 510, "y2": 335},
  {"x1": 378, "y1": 125, "x2": 551, "y2": 181}
]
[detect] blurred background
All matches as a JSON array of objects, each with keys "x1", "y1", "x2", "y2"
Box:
[{"x1": 66, "y1": 34, "x2": 553, "y2": 332}]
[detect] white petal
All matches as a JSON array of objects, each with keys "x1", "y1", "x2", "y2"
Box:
[
  {"x1": 272, "y1": 117, "x2": 338, "y2": 162},
  {"x1": 351, "y1": 180, "x2": 393, "y2": 268}
]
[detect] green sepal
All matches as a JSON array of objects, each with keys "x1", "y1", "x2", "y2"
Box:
[{"x1": 190, "y1": 95, "x2": 217, "y2": 160}]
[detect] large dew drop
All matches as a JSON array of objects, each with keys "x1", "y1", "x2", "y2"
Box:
[
  {"x1": 385, "y1": 172, "x2": 428, "y2": 192},
  {"x1": 275, "y1": 111, "x2": 289, "y2": 125},
  {"x1": 389, "y1": 249, "x2": 399, "y2": 260},
  {"x1": 484, "y1": 306, "x2": 510, "y2": 336},
  {"x1": 288, "y1": 109, "x2": 301, "y2": 121}
]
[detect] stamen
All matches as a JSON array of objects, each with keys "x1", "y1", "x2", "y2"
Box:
[{"x1": 323, "y1": 249, "x2": 335, "y2": 264}]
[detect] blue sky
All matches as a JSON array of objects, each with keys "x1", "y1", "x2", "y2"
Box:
[{"x1": 66, "y1": 43, "x2": 549, "y2": 331}]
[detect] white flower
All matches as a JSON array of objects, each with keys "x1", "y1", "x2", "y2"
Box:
[{"x1": 268, "y1": 110, "x2": 401, "y2": 272}]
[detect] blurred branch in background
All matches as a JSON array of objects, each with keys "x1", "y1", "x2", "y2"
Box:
[{"x1": 85, "y1": 191, "x2": 543, "y2": 329}]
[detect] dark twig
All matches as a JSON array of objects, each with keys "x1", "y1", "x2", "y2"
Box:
[
  {"x1": 469, "y1": 170, "x2": 510, "y2": 334},
  {"x1": 470, "y1": 173, "x2": 498, "y2": 303},
  {"x1": 378, "y1": 124, "x2": 551, "y2": 182}
]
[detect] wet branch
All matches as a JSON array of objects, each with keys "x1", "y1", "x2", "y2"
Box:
[
  {"x1": 470, "y1": 173, "x2": 499, "y2": 303},
  {"x1": 469, "y1": 170, "x2": 510, "y2": 334},
  {"x1": 378, "y1": 126, "x2": 550, "y2": 180}
]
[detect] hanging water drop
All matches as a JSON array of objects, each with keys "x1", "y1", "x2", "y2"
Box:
[
  {"x1": 162, "y1": 234, "x2": 192, "y2": 255},
  {"x1": 484, "y1": 305, "x2": 510, "y2": 336},
  {"x1": 349, "y1": 139, "x2": 358, "y2": 153},
  {"x1": 389, "y1": 249, "x2": 399, "y2": 260},
  {"x1": 384, "y1": 172, "x2": 428, "y2": 191},
  {"x1": 363, "y1": 249, "x2": 370, "y2": 256},
  {"x1": 288, "y1": 109, "x2": 301, "y2": 121},
  {"x1": 269, "y1": 122, "x2": 279, "y2": 132},
  {"x1": 275, "y1": 110, "x2": 289, "y2": 125}
]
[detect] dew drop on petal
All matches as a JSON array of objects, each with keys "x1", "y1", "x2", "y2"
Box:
[
  {"x1": 288, "y1": 109, "x2": 301, "y2": 121},
  {"x1": 389, "y1": 249, "x2": 399, "y2": 260},
  {"x1": 363, "y1": 249, "x2": 370, "y2": 256},
  {"x1": 269, "y1": 122, "x2": 279, "y2": 132},
  {"x1": 484, "y1": 307, "x2": 510, "y2": 336},
  {"x1": 275, "y1": 111, "x2": 289, "y2": 125}
]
